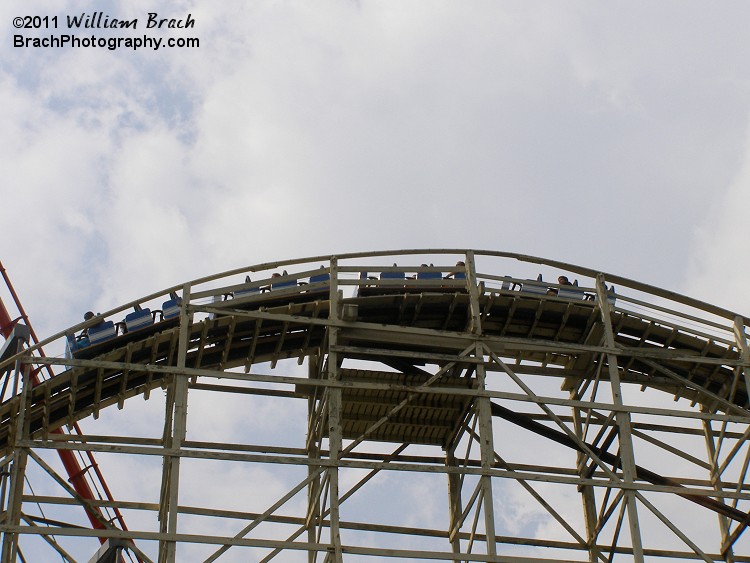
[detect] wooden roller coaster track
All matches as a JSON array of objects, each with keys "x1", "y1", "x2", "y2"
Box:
[{"x1": 0, "y1": 249, "x2": 748, "y2": 562}]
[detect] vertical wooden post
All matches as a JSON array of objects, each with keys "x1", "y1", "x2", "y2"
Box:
[
  {"x1": 571, "y1": 403, "x2": 599, "y2": 563},
  {"x1": 719, "y1": 316, "x2": 750, "y2": 561},
  {"x1": 307, "y1": 355, "x2": 322, "y2": 563},
  {"x1": 703, "y1": 418, "x2": 735, "y2": 563},
  {"x1": 159, "y1": 283, "x2": 191, "y2": 563},
  {"x1": 464, "y1": 252, "x2": 482, "y2": 337},
  {"x1": 1, "y1": 353, "x2": 30, "y2": 562},
  {"x1": 595, "y1": 274, "x2": 644, "y2": 562},
  {"x1": 465, "y1": 254, "x2": 496, "y2": 556},
  {"x1": 326, "y1": 258, "x2": 343, "y2": 562},
  {"x1": 446, "y1": 447, "x2": 462, "y2": 561},
  {"x1": 475, "y1": 344, "x2": 497, "y2": 558}
]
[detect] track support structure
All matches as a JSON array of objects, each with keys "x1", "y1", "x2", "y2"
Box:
[{"x1": 0, "y1": 249, "x2": 748, "y2": 562}]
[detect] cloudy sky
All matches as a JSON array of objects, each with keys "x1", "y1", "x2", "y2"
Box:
[
  {"x1": 2, "y1": 0, "x2": 749, "y2": 329},
  {"x1": 2, "y1": 0, "x2": 750, "y2": 561}
]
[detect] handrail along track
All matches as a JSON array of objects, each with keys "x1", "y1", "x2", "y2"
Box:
[{"x1": 0, "y1": 249, "x2": 749, "y2": 562}]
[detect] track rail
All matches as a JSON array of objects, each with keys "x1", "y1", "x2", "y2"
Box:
[{"x1": 0, "y1": 249, "x2": 748, "y2": 562}]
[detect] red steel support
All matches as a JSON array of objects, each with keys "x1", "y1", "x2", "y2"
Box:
[
  {"x1": 0, "y1": 293, "x2": 15, "y2": 338},
  {"x1": 0, "y1": 261, "x2": 130, "y2": 542}
]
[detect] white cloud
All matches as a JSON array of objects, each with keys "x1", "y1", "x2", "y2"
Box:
[
  {"x1": 685, "y1": 117, "x2": 750, "y2": 313},
  {"x1": 3, "y1": 1, "x2": 750, "y2": 561}
]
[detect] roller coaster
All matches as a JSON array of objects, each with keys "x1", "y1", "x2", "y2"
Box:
[{"x1": 0, "y1": 249, "x2": 749, "y2": 562}]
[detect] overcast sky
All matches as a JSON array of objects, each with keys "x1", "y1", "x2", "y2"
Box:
[
  {"x1": 2, "y1": 0, "x2": 749, "y2": 331},
  {"x1": 2, "y1": 1, "x2": 750, "y2": 561}
]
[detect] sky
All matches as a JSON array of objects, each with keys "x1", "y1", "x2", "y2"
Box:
[{"x1": 2, "y1": 1, "x2": 750, "y2": 561}]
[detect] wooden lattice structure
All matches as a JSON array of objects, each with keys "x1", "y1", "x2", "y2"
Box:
[{"x1": 0, "y1": 249, "x2": 749, "y2": 562}]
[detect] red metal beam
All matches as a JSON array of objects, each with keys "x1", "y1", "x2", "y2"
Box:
[
  {"x1": 0, "y1": 261, "x2": 131, "y2": 543},
  {"x1": 0, "y1": 292, "x2": 16, "y2": 339}
]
